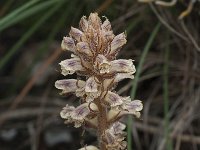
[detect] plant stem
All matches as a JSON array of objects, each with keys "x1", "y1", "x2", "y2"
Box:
[{"x1": 96, "y1": 98, "x2": 108, "y2": 150}]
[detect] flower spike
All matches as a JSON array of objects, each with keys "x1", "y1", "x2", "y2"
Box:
[{"x1": 55, "y1": 12, "x2": 143, "y2": 150}]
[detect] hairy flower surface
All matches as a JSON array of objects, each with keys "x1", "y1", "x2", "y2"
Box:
[{"x1": 55, "y1": 13, "x2": 143, "y2": 150}]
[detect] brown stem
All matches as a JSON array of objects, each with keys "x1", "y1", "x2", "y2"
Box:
[{"x1": 96, "y1": 98, "x2": 108, "y2": 150}]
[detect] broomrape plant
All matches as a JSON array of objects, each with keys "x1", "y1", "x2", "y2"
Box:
[{"x1": 55, "y1": 13, "x2": 143, "y2": 150}]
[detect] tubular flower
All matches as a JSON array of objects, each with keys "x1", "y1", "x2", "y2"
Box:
[
  {"x1": 103, "y1": 122, "x2": 127, "y2": 150},
  {"x1": 55, "y1": 13, "x2": 143, "y2": 150}
]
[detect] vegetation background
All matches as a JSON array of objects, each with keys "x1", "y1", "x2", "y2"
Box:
[{"x1": 0, "y1": 0, "x2": 200, "y2": 150}]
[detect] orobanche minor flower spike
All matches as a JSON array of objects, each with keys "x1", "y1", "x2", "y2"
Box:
[{"x1": 55, "y1": 13, "x2": 143, "y2": 150}]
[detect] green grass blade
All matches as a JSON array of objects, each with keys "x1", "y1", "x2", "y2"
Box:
[
  {"x1": 0, "y1": 0, "x2": 62, "y2": 31},
  {"x1": 127, "y1": 23, "x2": 161, "y2": 150},
  {"x1": 0, "y1": 0, "x2": 40, "y2": 25},
  {"x1": 0, "y1": 1, "x2": 64, "y2": 70},
  {"x1": 9, "y1": 6, "x2": 68, "y2": 94},
  {"x1": 163, "y1": 34, "x2": 173, "y2": 150}
]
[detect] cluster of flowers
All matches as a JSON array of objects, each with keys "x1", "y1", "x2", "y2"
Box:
[
  {"x1": 55, "y1": 13, "x2": 143, "y2": 150},
  {"x1": 138, "y1": 0, "x2": 198, "y2": 19}
]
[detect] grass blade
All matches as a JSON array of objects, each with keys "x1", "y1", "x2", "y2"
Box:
[
  {"x1": 0, "y1": 1, "x2": 64, "y2": 70},
  {"x1": 0, "y1": 0, "x2": 40, "y2": 26},
  {"x1": 163, "y1": 34, "x2": 173, "y2": 150},
  {"x1": 127, "y1": 23, "x2": 161, "y2": 150},
  {"x1": 0, "y1": 0, "x2": 62, "y2": 31}
]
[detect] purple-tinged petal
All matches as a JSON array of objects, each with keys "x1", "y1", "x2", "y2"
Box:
[
  {"x1": 104, "y1": 31, "x2": 115, "y2": 41},
  {"x1": 85, "y1": 76, "x2": 98, "y2": 93},
  {"x1": 110, "y1": 33, "x2": 127, "y2": 54},
  {"x1": 59, "y1": 58, "x2": 84, "y2": 75},
  {"x1": 61, "y1": 36, "x2": 75, "y2": 52},
  {"x1": 110, "y1": 59, "x2": 136, "y2": 73},
  {"x1": 69, "y1": 27, "x2": 85, "y2": 42},
  {"x1": 104, "y1": 91, "x2": 123, "y2": 107},
  {"x1": 123, "y1": 99, "x2": 143, "y2": 112},
  {"x1": 71, "y1": 103, "x2": 90, "y2": 120},
  {"x1": 71, "y1": 103, "x2": 97, "y2": 121},
  {"x1": 110, "y1": 122, "x2": 126, "y2": 135},
  {"x1": 85, "y1": 76, "x2": 101, "y2": 102},
  {"x1": 77, "y1": 42, "x2": 93, "y2": 56},
  {"x1": 101, "y1": 18, "x2": 111, "y2": 31},
  {"x1": 79, "y1": 16, "x2": 88, "y2": 32},
  {"x1": 85, "y1": 77, "x2": 101, "y2": 102},
  {"x1": 55, "y1": 79, "x2": 85, "y2": 94}
]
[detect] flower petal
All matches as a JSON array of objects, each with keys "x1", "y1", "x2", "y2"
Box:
[
  {"x1": 79, "y1": 16, "x2": 88, "y2": 32},
  {"x1": 110, "y1": 122, "x2": 126, "y2": 135},
  {"x1": 110, "y1": 33, "x2": 127, "y2": 54},
  {"x1": 114, "y1": 72, "x2": 134, "y2": 82},
  {"x1": 95, "y1": 54, "x2": 111, "y2": 74},
  {"x1": 55, "y1": 79, "x2": 85, "y2": 94},
  {"x1": 71, "y1": 103, "x2": 90, "y2": 120},
  {"x1": 88, "y1": 13, "x2": 101, "y2": 30},
  {"x1": 104, "y1": 91, "x2": 123, "y2": 107},
  {"x1": 110, "y1": 59, "x2": 136, "y2": 73},
  {"x1": 103, "y1": 122, "x2": 127, "y2": 150},
  {"x1": 77, "y1": 42, "x2": 93, "y2": 56},
  {"x1": 85, "y1": 76, "x2": 98, "y2": 93},
  {"x1": 60, "y1": 104, "x2": 75, "y2": 119},
  {"x1": 85, "y1": 76, "x2": 100, "y2": 102},
  {"x1": 101, "y1": 18, "x2": 111, "y2": 31},
  {"x1": 107, "y1": 109, "x2": 138, "y2": 122},
  {"x1": 61, "y1": 36, "x2": 75, "y2": 52},
  {"x1": 69, "y1": 27, "x2": 85, "y2": 42},
  {"x1": 123, "y1": 99, "x2": 143, "y2": 112},
  {"x1": 59, "y1": 57, "x2": 84, "y2": 75}
]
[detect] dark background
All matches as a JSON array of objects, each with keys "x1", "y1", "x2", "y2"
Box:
[{"x1": 0, "y1": 0, "x2": 200, "y2": 150}]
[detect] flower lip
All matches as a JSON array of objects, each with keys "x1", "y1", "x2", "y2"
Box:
[
  {"x1": 77, "y1": 42, "x2": 93, "y2": 56},
  {"x1": 55, "y1": 79, "x2": 85, "y2": 94},
  {"x1": 85, "y1": 76, "x2": 101, "y2": 102},
  {"x1": 110, "y1": 59, "x2": 136, "y2": 73},
  {"x1": 95, "y1": 54, "x2": 111, "y2": 74},
  {"x1": 69, "y1": 27, "x2": 85, "y2": 42},
  {"x1": 123, "y1": 99, "x2": 143, "y2": 112},
  {"x1": 61, "y1": 36, "x2": 75, "y2": 52},
  {"x1": 110, "y1": 122, "x2": 126, "y2": 137},
  {"x1": 79, "y1": 16, "x2": 89, "y2": 32},
  {"x1": 103, "y1": 91, "x2": 123, "y2": 107},
  {"x1": 101, "y1": 18, "x2": 112, "y2": 31},
  {"x1": 71, "y1": 103, "x2": 91, "y2": 120},
  {"x1": 59, "y1": 57, "x2": 84, "y2": 76},
  {"x1": 60, "y1": 104, "x2": 75, "y2": 119},
  {"x1": 110, "y1": 32, "x2": 127, "y2": 55},
  {"x1": 85, "y1": 76, "x2": 98, "y2": 93}
]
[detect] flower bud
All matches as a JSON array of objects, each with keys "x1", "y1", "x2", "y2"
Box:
[
  {"x1": 110, "y1": 33, "x2": 127, "y2": 55},
  {"x1": 61, "y1": 36, "x2": 75, "y2": 52}
]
